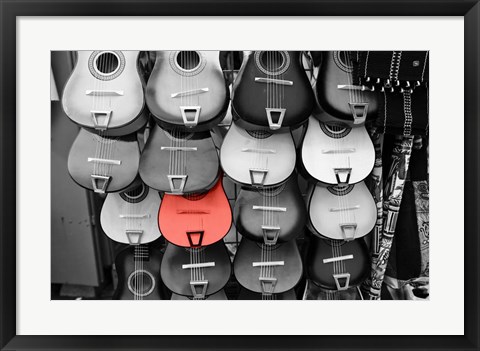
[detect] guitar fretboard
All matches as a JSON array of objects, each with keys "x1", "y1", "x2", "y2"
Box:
[{"x1": 134, "y1": 245, "x2": 150, "y2": 261}]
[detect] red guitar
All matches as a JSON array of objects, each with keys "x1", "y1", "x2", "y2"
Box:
[{"x1": 158, "y1": 177, "x2": 232, "y2": 247}]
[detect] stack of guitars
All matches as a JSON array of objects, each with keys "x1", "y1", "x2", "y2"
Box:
[{"x1": 61, "y1": 50, "x2": 429, "y2": 300}]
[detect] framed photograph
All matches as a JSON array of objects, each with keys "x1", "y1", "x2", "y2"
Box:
[{"x1": 1, "y1": 1, "x2": 478, "y2": 350}]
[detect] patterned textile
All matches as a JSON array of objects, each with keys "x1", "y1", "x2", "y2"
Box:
[
  {"x1": 383, "y1": 149, "x2": 429, "y2": 295},
  {"x1": 414, "y1": 180, "x2": 429, "y2": 277},
  {"x1": 361, "y1": 130, "x2": 384, "y2": 295},
  {"x1": 368, "y1": 131, "x2": 384, "y2": 255},
  {"x1": 367, "y1": 136, "x2": 414, "y2": 300}
]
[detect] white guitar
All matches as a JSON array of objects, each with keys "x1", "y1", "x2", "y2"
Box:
[
  {"x1": 307, "y1": 181, "x2": 376, "y2": 241},
  {"x1": 62, "y1": 50, "x2": 147, "y2": 136},
  {"x1": 220, "y1": 121, "x2": 296, "y2": 187},
  {"x1": 301, "y1": 116, "x2": 374, "y2": 185},
  {"x1": 100, "y1": 183, "x2": 162, "y2": 244}
]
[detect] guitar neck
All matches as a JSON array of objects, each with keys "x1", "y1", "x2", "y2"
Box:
[{"x1": 134, "y1": 244, "x2": 149, "y2": 261}]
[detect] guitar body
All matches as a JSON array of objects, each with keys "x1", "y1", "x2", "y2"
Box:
[
  {"x1": 113, "y1": 245, "x2": 165, "y2": 300},
  {"x1": 220, "y1": 122, "x2": 296, "y2": 187},
  {"x1": 100, "y1": 183, "x2": 162, "y2": 244},
  {"x1": 232, "y1": 51, "x2": 314, "y2": 130},
  {"x1": 139, "y1": 124, "x2": 220, "y2": 194},
  {"x1": 67, "y1": 128, "x2": 140, "y2": 193},
  {"x1": 307, "y1": 182, "x2": 376, "y2": 241},
  {"x1": 161, "y1": 241, "x2": 232, "y2": 298},
  {"x1": 233, "y1": 175, "x2": 306, "y2": 244},
  {"x1": 233, "y1": 238, "x2": 303, "y2": 295},
  {"x1": 307, "y1": 235, "x2": 370, "y2": 291},
  {"x1": 314, "y1": 51, "x2": 378, "y2": 127},
  {"x1": 171, "y1": 289, "x2": 228, "y2": 300},
  {"x1": 62, "y1": 50, "x2": 148, "y2": 136},
  {"x1": 158, "y1": 178, "x2": 232, "y2": 247},
  {"x1": 146, "y1": 51, "x2": 229, "y2": 131},
  {"x1": 301, "y1": 116, "x2": 375, "y2": 185}
]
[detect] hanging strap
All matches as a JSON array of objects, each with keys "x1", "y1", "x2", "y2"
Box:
[{"x1": 367, "y1": 135, "x2": 414, "y2": 300}]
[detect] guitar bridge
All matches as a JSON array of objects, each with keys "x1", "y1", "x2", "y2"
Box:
[
  {"x1": 171, "y1": 88, "x2": 209, "y2": 98},
  {"x1": 87, "y1": 158, "x2": 121, "y2": 166},
  {"x1": 161, "y1": 146, "x2": 197, "y2": 152},
  {"x1": 323, "y1": 254, "x2": 354, "y2": 264},
  {"x1": 86, "y1": 90, "x2": 124, "y2": 96},
  {"x1": 255, "y1": 77, "x2": 293, "y2": 86},
  {"x1": 252, "y1": 206, "x2": 287, "y2": 212}
]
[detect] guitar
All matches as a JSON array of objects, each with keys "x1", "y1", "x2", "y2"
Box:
[
  {"x1": 146, "y1": 51, "x2": 229, "y2": 132},
  {"x1": 158, "y1": 177, "x2": 232, "y2": 248},
  {"x1": 306, "y1": 181, "x2": 376, "y2": 241},
  {"x1": 307, "y1": 234, "x2": 370, "y2": 291},
  {"x1": 171, "y1": 289, "x2": 228, "y2": 300},
  {"x1": 313, "y1": 51, "x2": 379, "y2": 127},
  {"x1": 113, "y1": 244, "x2": 166, "y2": 300},
  {"x1": 300, "y1": 116, "x2": 375, "y2": 185},
  {"x1": 232, "y1": 51, "x2": 314, "y2": 130},
  {"x1": 233, "y1": 238, "x2": 303, "y2": 298},
  {"x1": 161, "y1": 241, "x2": 231, "y2": 299},
  {"x1": 139, "y1": 124, "x2": 220, "y2": 194},
  {"x1": 233, "y1": 175, "x2": 306, "y2": 245},
  {"x1": 220, "y1": 121, "x2": 296, "y2": 187},
  {"x1": 62, "y1": 51, "x2": 148, "y2": 136},
  {"x1": 100, "y1": 182, "x2": 162, "y2": 245},
  {"x1": 67, "y1": 128, "x2": 140, "y2": 193},
  {"x1": 237, "y1": 288, "x2": 297, "y2": 300}
]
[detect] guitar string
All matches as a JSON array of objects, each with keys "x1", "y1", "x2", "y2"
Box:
[{"x1": 345, "y1": 51, "x2": 358, "y2": 229}]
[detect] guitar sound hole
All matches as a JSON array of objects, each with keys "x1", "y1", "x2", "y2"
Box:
[
  {"x1": 255, "y1": 242, "x2": 280, "y2": 250},
  {"x1": 176, "y1": 51, "x2": 201, "y2": 71},
  {"x1": 95, "y1": 52, "x2": 119, "y2": 75},
  {"x1": 339, "y1": 51, "x2": 354, "y2": 67},
  {"x1": 183, "y1": 192, "x2": 208, "y2": 201},
  {"x1": 327, "y1": 184, "x2": 354, "y2": 196},
  {"x1": 246, "y1": 130, "x2": 272, "y2": 139},
  {"x1": 260, "y1": 51, "x2": 284, "y2": 71},
  {"x1": 327, "y1": 124, "x2": 346, "y2": 134},
  {"x1": 164, "y1": 129, "x2": 194, "y2": 141},
  {"x1": 184, "y1": 246, "x2": 206, "y2": 253},
  {"x1": 326, "y1": 239, "x2": 347, "y2": 248},
  {"x1": 127, "y1": 270, "x2": 155, "y2": 297},
  {"x1": 258, "y1": 183, "x2": 286, "y2": 197},
  {"x1": 120, "y1": 183, "x2": 149, "y2": 203},
  {"x1": 320, "y1": 121, "x2": 351, "y2": 138},
  {"x1": 333, "y1": 51, "x2": 355, "y2": 72}
]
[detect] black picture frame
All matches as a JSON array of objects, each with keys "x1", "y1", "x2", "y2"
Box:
[{"x1": 1, "y1": 1, "x2": 478, "y2": 350}]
